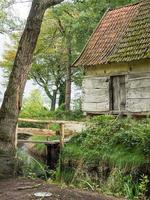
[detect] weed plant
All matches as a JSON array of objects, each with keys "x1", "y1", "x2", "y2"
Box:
[{"x1": 58, "y1": 116, "x2": 150, "y2": 199}]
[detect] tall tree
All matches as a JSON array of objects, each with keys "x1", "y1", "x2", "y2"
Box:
[
  {"x1": 31, "y1": 55, "x2": 66, "y2": 110},
  {"x1": 52, "y1": 3, "x2": 78, "y2": 111},
  {"x1": 0, "y1": 0, "x2": 64, "y2": 178},
  {"x1": 57, "y1": 19, "x2": 72, "y2": 111},
  {"x1": 30, "y1": 14, "x2": 67, "y2": 110}
]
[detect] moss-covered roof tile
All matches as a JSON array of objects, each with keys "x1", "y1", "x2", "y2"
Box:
[{"x1": 73, "y1": 0, "x2": 150, "y2": 66}]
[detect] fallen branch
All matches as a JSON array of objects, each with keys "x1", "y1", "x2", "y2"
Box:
[{"x1": 17, "y1": 183, "x2": 41, "y2": 190}]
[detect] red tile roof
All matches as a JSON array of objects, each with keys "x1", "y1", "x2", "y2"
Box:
[{"x1": 73, "y1": 1, "x2": 150, "y2": 67}]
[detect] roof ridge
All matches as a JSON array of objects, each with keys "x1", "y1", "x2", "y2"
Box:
[{"x1": 109, "y1": 1, "x2": 141, "y2": 12}]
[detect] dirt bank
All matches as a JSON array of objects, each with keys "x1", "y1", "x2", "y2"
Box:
[{"x1": 0, "y1": 178, "x2": 123, "y2": 200}]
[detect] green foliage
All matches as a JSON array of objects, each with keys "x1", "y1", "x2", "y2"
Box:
[
  {"x1": 52, "y1": 104, "x2": 84, "y2": 121},
  {"x1": 0, "y1": 0, "x2": 18, "y2": 33},
  {"x1": 65, "y1": 116, "x2": 150, "y2": 167},
  {"x1": 104, "y1": 173, "x2": 149, "y2": 199},
  {"x1": 63, "y1": 144, "x2": 82, "y2": 161},
  {"x1": 19, "y1": 89, "x2": 84, "y2": 125},
  {"x1": 17, "y1": 149, "x2": 48, "y2": 180},
  {"x1": 138, "y1": 175, "x2": 149, "y2": 200},
  {"x1": 60, "y1": 116, "x2": 150, "y2": 199},
  {"x1": 20, "y1": 89, "x2": 50, "y2": 119},
  {"x1": 102, "y1": 169, "x2": 139, "y2": 198}
]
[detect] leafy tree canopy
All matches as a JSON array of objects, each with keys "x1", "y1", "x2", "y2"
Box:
[{"x1": 0, "y1": 0, "x2": 21, "y2": 34}]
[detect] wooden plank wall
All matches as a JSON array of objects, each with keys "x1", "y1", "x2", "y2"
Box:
[
  {"x1": 126, "y1": 72, "x2": 150, "y2": 112},
  {"x1": 82, "y1": 76, "x2": 110, "y2": 112}
]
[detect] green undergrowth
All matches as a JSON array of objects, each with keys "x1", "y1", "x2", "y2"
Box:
[
  {"x1": 19, "y1": 89, "x2": 85, "y2": 122},
  {"x1": 57, "y1": 116, "x2": 150, "y2": 199},
  {"x1": 19, "y1": 108, "x2": 85, "y2": 129},
  {"x1": 29, "y1": 135, "x2": 60, "y2": 156},
  {"x1": 17, "y1": 148, "x2": 48, "y2": 180},
  {"x1": 20, "y1": 103, "x2": 85, "y2": 124},
  {"x1": 49, "y1": 104, "x2": 84, "y2": 121}
]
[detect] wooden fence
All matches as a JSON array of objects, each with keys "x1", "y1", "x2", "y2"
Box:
[{"x1": 17, "y1": 118, "x2": 67, "y2": 149}]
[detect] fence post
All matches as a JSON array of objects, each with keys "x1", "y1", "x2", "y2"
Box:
[
  {"x1": 60, "y1": 123, "x2": 65, "y2": 149},
  {"x1": 59, "y1": 123, "x2": 65, "y2": 182}
]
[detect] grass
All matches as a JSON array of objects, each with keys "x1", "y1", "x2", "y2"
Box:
[
  {"x1": 17, "y1": 148, "x2": 48, "y2": 180},
  {"x1": 57, "y1": 116, "x2": 150, "y2": 199},
  {"x1": 102, "y1": 145, "x2": 146, "y2": 169}
]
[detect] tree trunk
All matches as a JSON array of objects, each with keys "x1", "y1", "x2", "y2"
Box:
[
  {"x1": 65, "y1": 35, "x2": 72, "y2": 111},
  {"x1": 59, "y1": 83, "x2": 65, "y2": 107},
  {"x1": 51, "y1": 90, "x2": 57, "y2": 111},
  {"x1": 43, "y1": 84, "x2": 57, "y2": 111},
  {"x1": 0, "y1": 0, "x2": 63, "y2": 178},
  {"x1": 43, "y1": 84, "x2": 53, "y2": 110}
]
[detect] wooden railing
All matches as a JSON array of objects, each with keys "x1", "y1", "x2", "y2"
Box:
[
  {"x1": 17, "y1": 118, "x2": 85, "y2": 147},
  {"x1": 17, "y1": 118, "x2": 66, "y2": 149}
]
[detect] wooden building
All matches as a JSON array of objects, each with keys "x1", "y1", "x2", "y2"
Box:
[{"x1": 73, "y1": 0, "x2": 150, "y2": 115}]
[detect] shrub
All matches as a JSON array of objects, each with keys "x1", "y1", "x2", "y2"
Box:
[
  {"x1": 17, "y1": 148, "x2": 48, "y2": 180},
  {"x1": 59, "y1": 116, "x2": 150, "y2": 199},
  {"x1": 20, "y1": 89, "x2": 50, "y2": 119},
  {"x1": 20, "y1": 91, "x2": 84, "y2": 122}
]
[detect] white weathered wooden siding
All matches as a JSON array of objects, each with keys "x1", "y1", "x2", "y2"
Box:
[
  {"x1": 82, "y1": 76, "x2": 109, "y2": 112},
  {"x1": 126, "y1": 72, "x2": 150, "y2": 112},
  {"x1": 82, "y1": 71, "x2": 150, "y2": 114}
]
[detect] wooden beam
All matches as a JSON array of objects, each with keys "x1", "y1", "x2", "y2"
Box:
[
  {"x1": 18, "y1": 118, "x2": 63, "y2": 125},
  {"x1": 17, "y1": 138, "x2": 71, "y2": 145},
  {"x1": 18, "y1": 118, "x2": 84, "y2": 125},
  {"x1": 17, "y1": 128, "x2": 56, "y2": 136},
  {"x1": 18, "y1": 140, "x2": 60, "y2": 145}
]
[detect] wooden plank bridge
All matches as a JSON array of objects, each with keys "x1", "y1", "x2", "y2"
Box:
[
  {"x1": 17, "y1": 118, "x2": 85, "y2": 147},
  {"x1": 16, "y1": 118, "x2": 85, "y2": 169}
]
